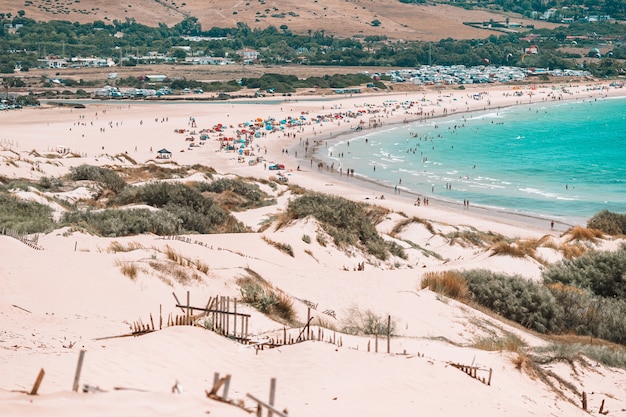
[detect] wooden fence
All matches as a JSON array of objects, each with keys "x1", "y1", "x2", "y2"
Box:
[
  {"x1": 173, "y1": 291, "x2": 251, "y2": 343},
  {"x1": 1, "y1": 227, "x2": 43, "y2": 250},
  {"x1": 450, "y1": 363, "x2": 492, "y2": 386}
]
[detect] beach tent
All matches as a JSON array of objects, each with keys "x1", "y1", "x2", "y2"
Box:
[{"x1": 157, "y1": 148, "x2": 172, "y2": 159}]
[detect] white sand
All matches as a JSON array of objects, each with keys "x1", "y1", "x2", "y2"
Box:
[{"x1": 1, "y1": 81, "x2": 625, "y2": 416}]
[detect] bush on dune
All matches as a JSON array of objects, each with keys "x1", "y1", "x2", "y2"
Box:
[
  {"x1": 283, "y1": 192, "x2": 404, "y2": 260},
  {"x1": 542, "y1": 245, "x2": 626, "y2": 299},
  {"x1": 587, "y1": 210, "x2": 626, "y2": 235},
  {"x1": 62, "y1": 208, "x2": 181, "y2": 236},
  {"x1": 0, "y1": 194, "x2": 57, "y2": 233},
  {"x1": 461, "y1": 269, "x2": 563, "y2": 334},
  {"x1": 69, "y1": 165, "x2": 127, "y2": 194},
  {"x1": 111, "y1": 182, "x2": 248, "y2": 234}
]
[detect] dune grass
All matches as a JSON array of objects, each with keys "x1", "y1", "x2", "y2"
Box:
[
  {"x1": 341, "y1": 305, "x2": 396, "y2": 336},
  {"x1": 390, "y1": 216, "x2": 435, "y2": 236},
  {"x1": 237, "y1": 268, "x2": 295, "y2": 324},
  {"x1": 262, "y1": 235, "x2": 294, "y2": 257},
  {"x1": 420, "y1": 271, "x2": 470, "y2": 301},
  {"x1": 565, "y1": 225, "x2": 604, "y2": 243},
  {"x1": 472, "y1": 332, "x2": 526, "y2": 353},
  {"x1": 115, "y1": 260, "x2": 138, "y2": 280}
]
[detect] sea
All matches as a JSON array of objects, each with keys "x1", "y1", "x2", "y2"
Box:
[{"x1": 319, "y1": 96, "x2": 626, "y2": 226}]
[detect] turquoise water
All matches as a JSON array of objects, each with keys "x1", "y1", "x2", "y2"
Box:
[{"x1": 322, "y1": 97, "x2": 626, "y2": 224}]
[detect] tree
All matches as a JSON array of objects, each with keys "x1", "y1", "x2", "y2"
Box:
[
  {"x1": 371, "y1": 19, "x2": 381, "y2": 27},
  {"x1": 171, "y1": 48, "x2": 187, "y2": 60}
]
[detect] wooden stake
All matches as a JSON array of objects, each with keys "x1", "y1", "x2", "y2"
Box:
[
  {"x1": 172, "y1": 292, "x2": 185, "y2": 313},
  {"x1": 387, "y1": 315, "x2": 391, "y2": 354},
  {"x1": 159, "y1": 304, "x2": 162, "y2": 330},
  {"x1": 29, "y1": 368, "x2": 45, "y2": 395},
  {"x1": 72, "y1": 350, "x2": 86, "y2": 392},
  {"x1": 234, "y1": 299, "x2": 238, "y2": 338},
  {"x1": 186, "y1": 291, "x2": 190, "y2": 325},
  {"x1": 223, "y1": 374, "x2": 231, "y2": 401},
  {"x1": 306, "y1": 308, "x2": 311, "y2": 340},
  {"x1": 226, "y1": 297, "x2": 230, "y2": 336},
  {"x1": 268, "y1": 378, "x2": 276, "y2": 417}
]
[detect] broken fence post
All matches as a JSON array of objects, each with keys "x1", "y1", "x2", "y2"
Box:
[
  {"x1": 29, "y1": 368, "x2": 45, "y2": 395},
  {"x1": 72, "y1": 350, "x2": 86, "y2": 392},
  {"x1": 268, "y1": 377, "x2": 276, "y2": 417}
]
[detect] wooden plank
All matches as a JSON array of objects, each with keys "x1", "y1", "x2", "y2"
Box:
[
  {"x1": 174, "y1": 304, "x2": 251, "y2": 317},
  {"x1": 246, "y1": 393, "x2": 289, "y2": 417},
  {"x1": 29, "y1": 368, "x2": 45, "y2": 395},
  {"x1": 172, "y1": 292, "x2": 185, "y2": 313}
]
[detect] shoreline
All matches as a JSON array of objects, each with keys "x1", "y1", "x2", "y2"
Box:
[
  {"x1": 2, "y1": 81, "x2": 624, "y2": 236},
  {"x1": 281, "y1": 85, "x2": 624, "y2": 232}
]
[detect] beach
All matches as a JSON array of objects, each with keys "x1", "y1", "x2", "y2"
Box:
[{"x1": 1, "y1": 80, "x2": 626, "y2": 417}]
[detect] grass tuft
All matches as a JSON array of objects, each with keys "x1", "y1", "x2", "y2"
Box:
[
  {"x1": 565, "y1": 225, "x2": 603, "y2": 243},
  {"x1": 262, "y1": 235, "x2": 294, "y2": 257},
  {"x1": 420, "y1": 271, "x2": 469, "y2": 301},
  {"x1": 116, "y1": 259, "x2": 138, "y2": 280}
]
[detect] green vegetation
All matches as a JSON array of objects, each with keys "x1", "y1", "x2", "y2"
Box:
[
  {"x1": 341, "y1": 305, "x2": 396, "y2": 336},
  {"x1": 262, "y1": 235, "x2": 294, "y2": 257},
  {"x1": 424, "y1": 245, "x2": 626, "y2": 346},
  {"x1": 196, "y1": 177, "x2": 274, "y2": 211},
  {"x1": 462, "y1": 269, "x2": 563, "y2": 334},
  {"x1": 282, "y1": 192, "x2": 405, "y2": 260},
  {"x1": 69, "y1": 164, "x2": 127, "y2": 194},
  {"x1": 587, "y1": 210, "x2": 626, "y2": 235},
  {"x1": 238, "y1": 268, "x2": 295, "y2": 323},
  {"x1": 2, "y1": 13, "x2": 626, "y2": 78},
  {"x1": 109, "y1": 181, "x2": 247, "y2": 234},
  {"x1": 542, "y1": 245, "x2": 626, "y2": 299},
  {"x1": 0, "y1": 194, "x2": 56, "y2": 233}
]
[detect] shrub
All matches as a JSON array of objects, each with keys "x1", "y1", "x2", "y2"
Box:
[
  {"x1": 238, "y1": 271, "x2": 295, "y2": 323},
  {"x1": 69, "y1": 164, "x2": 127, "y2": 193},
  {"x1": 284, "y1": 192, "x2": 401, "y2": 260},
  {"x1": 111, "y1": 182, "x2": 247, "y2": 234},
  {"x1": 587, "y1": 210, "x2": 626, "y2": 235},
  {"x1": 341, "y1": 305, "x2": 395, "y2": 336},
  {"x1": 301, "y1": 234, "x2": 311, "y2": 244},
  {"x1": 197, "y1": 178, "x2": 272, "y2": 210},
  {"x1": 542, "y1": 245, "x2": 626, "y2": 299},
  {"x1": 461, "y1": 269, "x2": 563, "y2": 333},
  {"x1": 0, "y1": 194, "x2": 56, "y2": 233},
  {"x1": 62, "y1": 208, "x2": 182, "y2": 236}
]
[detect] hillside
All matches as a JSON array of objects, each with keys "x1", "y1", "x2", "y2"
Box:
[{"x1": 1, "y1": 0, "x2": 560, "y2": 40}]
